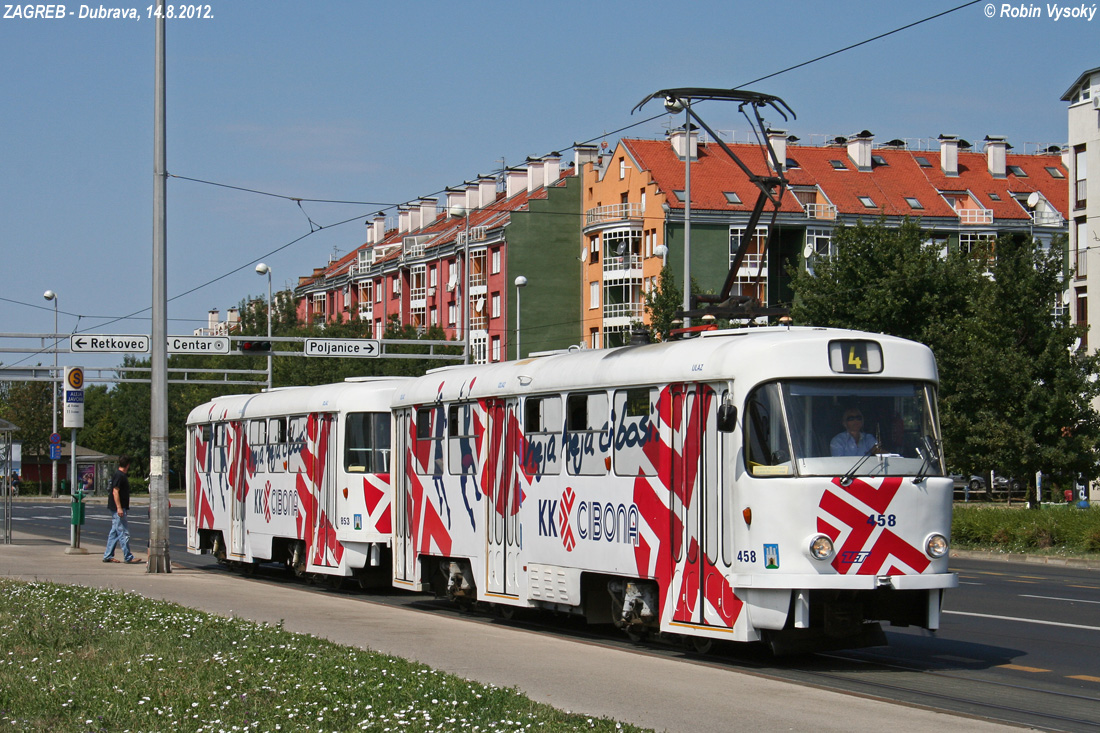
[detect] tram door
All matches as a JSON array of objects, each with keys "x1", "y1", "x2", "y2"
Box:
[
  {"x1": 485, "y1": 398, "x2": 520, "y2": 597},
  {"x1": 391, "y1": 409, "x2": 415, "y2": 585},
  {"x1": 670, "y1": 383, "x2": 721, "y2": 625},
  {"x1": 311, "y1": 414, "x2": 339, "y2": 568},
  {"x1": 228, "y1": 421, "x2": 248, "y2": 557}
]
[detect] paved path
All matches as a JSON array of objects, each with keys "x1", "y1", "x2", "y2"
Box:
[{"x1": 0, "y1": 532, "x2": 1017, "y2": 733}]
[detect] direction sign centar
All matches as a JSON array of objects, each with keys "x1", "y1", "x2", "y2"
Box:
[{"x1": 167, "y1": 336, "x2": 230, "y2": 354}]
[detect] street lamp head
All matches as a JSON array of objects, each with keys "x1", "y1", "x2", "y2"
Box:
[
  {"x1": 43, "y1": 290, "x2": 56, "y2": 301},
  {"x1": 255, "y1": 263, "x2": 271, "y2": 276},
  {"x1": 514, "y1": 276, "x2": 528, "y2": 288}
]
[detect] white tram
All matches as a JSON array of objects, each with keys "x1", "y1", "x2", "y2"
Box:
[
  {"x1": 185, "y1": 378, "x2": 406, "y2": 583},
  {"x1": 391, "y1": 327, "x2": 958, "y2": 652}
]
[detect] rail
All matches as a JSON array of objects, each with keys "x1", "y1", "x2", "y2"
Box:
[
  {"x1": 586, "y1": 202, "x2": 643, "y2": 226},
  {"x1": 803, "y1": 202, "x2": 837, "y2": 220},
  {"x1": 957, "y1": 208, "x2": 994, "y2": 225}
]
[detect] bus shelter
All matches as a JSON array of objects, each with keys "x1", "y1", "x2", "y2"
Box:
[{"x1": 1, "y1": 418, "x2": 18, "y2": 544}]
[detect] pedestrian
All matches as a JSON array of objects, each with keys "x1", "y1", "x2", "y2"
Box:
[{"x1": 103, "y1": 455, "x2": 143, "y2": 564}]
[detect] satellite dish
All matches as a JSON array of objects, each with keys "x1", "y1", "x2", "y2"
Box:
[
  {"x1": 1026, "y1": 192, "x2": 1040, "y2": 209},
  {"x1": 475, "y1": 297, "x2": 484, "y2": 313},
  {"x1": 616, "y1": 241, "x2": 627, "y2": 256},
  {"x1": 1071, "y1": 337, "x2": 1082, "y2": 354},
  {"x1": 803, "y1": 243, "x2": 814, "y2": 259},
  {"x1": 1064, "y1": 289, "x2": 1072, "y2": 304},
  {"x1": 580, "y1": 247, "x2": 588, "y2": 261}
]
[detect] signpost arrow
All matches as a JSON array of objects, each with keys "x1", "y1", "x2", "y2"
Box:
[{"x1": 70, "y1": 335, "x2": 151, "y2": 354}]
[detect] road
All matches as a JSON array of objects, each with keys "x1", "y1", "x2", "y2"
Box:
[{"x1": 6, "y1": 499, "x2": 1100, "y2": 731}]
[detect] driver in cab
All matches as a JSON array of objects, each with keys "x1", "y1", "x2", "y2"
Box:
[{"x1": 831, "y1": 408, "x2": 878, "y2": 456}]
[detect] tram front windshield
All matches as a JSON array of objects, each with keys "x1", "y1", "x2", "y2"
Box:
[{"x1": 744, "y1": 380, "x2": 942, "y2": 478}]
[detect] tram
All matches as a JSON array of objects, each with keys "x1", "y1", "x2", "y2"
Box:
[
  {"x1": 391, "y1": 327, "x2": 957, "y2": 652},
  {"x1": 185, "y1": 378, "x2": 407, "y2": 583}
]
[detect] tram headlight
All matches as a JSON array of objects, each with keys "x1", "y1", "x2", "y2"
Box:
[
  {"x1": 925, "y1": 533, "x2": 949, "y2": 559},
  {"x1": 807, "y1": 534, "x2": 834, "y2": 561}
]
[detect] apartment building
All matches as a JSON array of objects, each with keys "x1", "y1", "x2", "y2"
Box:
[
  {"x1": 582, "y1": 127, "x2": 1069, "y2": 347},
  {"x1": 1063, "y1": 67, "x2": 1099, "y2": 349},
  {"x1": 295, "y1": 156, "x2": 581, "y2": 362}
]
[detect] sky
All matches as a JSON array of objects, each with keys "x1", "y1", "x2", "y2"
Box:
[{"x1": 1, "y1": 0, "x2": 1096, "y2": 371}]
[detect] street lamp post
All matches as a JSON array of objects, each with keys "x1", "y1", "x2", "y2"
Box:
[
  {"x1": 255, "y1": 263, "x2": 273, "y2": 390},
  {"x1": 514, "y1": 275, "x2": 527, "y2": 360},
  {"x1": 43, "y1": 290, "x2": 58, "y2": 498}
]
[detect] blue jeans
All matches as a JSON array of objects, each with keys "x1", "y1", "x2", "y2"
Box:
[{"x1": 103, "y1": 511, "x2": 133, "y2": 562}]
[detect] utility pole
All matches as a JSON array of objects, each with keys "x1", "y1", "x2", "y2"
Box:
[{"x1": 147, "y1": 0, "x2": 170, "y2": 573}]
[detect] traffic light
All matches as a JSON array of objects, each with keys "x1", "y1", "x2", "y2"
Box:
[{"x1": 238, "y1": 340, "x2": 272, "y2": 353}]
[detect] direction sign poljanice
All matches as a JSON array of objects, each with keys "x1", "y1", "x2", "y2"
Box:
[
  {"x1": 167, "y1": 336, "x2": 230, "y2": 354},
  {"x1": 303, "y1": 338, "x2": 380, "y2": 358},
  {"x1": 70, "y1": 335, "x2": 150, "y2": 354}
]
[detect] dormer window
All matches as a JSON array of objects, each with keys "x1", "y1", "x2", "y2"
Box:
[{"x1": 1007, "y1": 165, "x2": 1027, "y2": 177}]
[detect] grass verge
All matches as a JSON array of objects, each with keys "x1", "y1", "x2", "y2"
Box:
[
  {"x1": 953, "y1": 504, "x2": 1100, "y2": 557},
  {"x1": 0, "y1": 579, "x2": 649, "y2": 732}
]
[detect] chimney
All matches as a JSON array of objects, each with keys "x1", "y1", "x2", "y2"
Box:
[
  {"x1": 984, "y1": 135, "x2": 1007, "y2": 178},
  {"x1": 418, "y1": 198, "x2": 438, "y2": 226},
  {"x1": 505, "y1": 167, "x2": 527, "y2": 198},
  {"x1": 227, "y1": 308, "x2": 240, "y2": 328},
  {"x1": 526, "y1": 157, "x2": 545, "y2": 193},
  {"x1": 544, "y1": 153, "x2": 561, "y2": 184},
  {"x1": 446, "y1": 187, "x2": 465, "y2": 215},
  {"x1": 465, "y1": 181, "x2": 480, "y2": 210},
  {"x1": 766, "y1": 128, "x2": 788, "y2": 172},
  {"x1": 478, "y1": 176, "x2": 496, "y2": 208},
  {"x1": 365, "y1": 220, "x2": 374, "y2": 245},
  {"x1": 847, "y1": 130, "x2": 873, "y2": 172},
  {"x1": 574, "y1": 144, "x2": 598, "y2": 173},
  {"x1": 207, "y1": 309, "x2": 219, "y2": 330},
  {"x1": 407, "y1": 204, "x2": 422, "y2": 232},
  {"x1": 372, "y1": 215, "x2": 386, "y2": 244},
  {"x1": 669, "y1": 124, "x2": 698, "y2": 161},
  {"x1": 398, "y1": 207, "x2": 411, "y2": 234},
  {"x1": 939, "y1": 134, "x2": 959, "y2": 177}
]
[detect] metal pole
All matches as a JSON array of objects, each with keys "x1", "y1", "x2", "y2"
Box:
[
  {"x1": 514, "y1": 275, "x2": 527, "y2": 360},
  {"x1": 65, "y1": 428, "x2": 86, "y2": 554},
  {"x1": 682, "y1": 102, "x2": 692, "y2": 328},
  {"x1": 266, "y1": 268, "x2": 272, "y2": 389},
  {"x1": 464, "y1": 212, "x2": 470, "y2": 364},
  {"x1": 147, "y1": 1, "x2": 171, "y2": 573},
  {"x1": 51, "y1": 298, "x2": 58, "y2": 497}
]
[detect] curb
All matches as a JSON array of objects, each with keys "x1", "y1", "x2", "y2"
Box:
[{"x1": 951, "y1": 548, "x2": 1100, "y2": 570}]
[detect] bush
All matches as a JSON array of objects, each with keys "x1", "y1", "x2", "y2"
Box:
[{"x1": 953, "y1": 504, "x2": 1100, "y2": 556}]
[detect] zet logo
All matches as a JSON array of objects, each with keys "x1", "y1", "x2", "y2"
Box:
[{"x1": 558, "y1": 486, "x2": 576, "y2": 552}]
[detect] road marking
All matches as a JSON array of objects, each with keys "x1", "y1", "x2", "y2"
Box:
[
  {"x1": 1021, "y1": 594, "x2": 1100, "y2": 605},
  {"x1": 1068, "y1": 675, "x2": 1100, "y2": 683},
  {"x1": 1068, "y1": 584, "x2": 1099, "y2": 590},
  {"x1": 1006, "y1": 579, "x2": 1038, "y2": 584},
  {"x1": 945, "y1": 610, "x2": 1100, "y2": 632},
  {"x1": 997, "y1": 663, "x2": 1050, "y2": 673}
]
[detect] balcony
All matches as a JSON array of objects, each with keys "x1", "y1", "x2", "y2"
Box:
[
  {"x1": 956, "y1": 208, "x2": 994, "y2": 225},
  {"x1": 586, "y1": 203, "x2": 643, "y2": 227},
  {"x1": 603, "y1": 302, "x2": 643, "y2": 320},
  {"x1": 802, "y1": 202, "x2": 837, "y2": 220},
  {"x1": 603, "y1": 254, "x2": 642, "y2": 277},
  {"x1": 1032, "y1": 211, "x2": 1065, "y2": 227}
]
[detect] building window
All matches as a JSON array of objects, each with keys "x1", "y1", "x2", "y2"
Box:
[
  {"x1": 724, "y1": 191, "x2": 742, "y2": 204},
  {"x1": 491, "y1": 248, "x2": 501, "y2": 274},
  {"x1": 729, "y1": 226, "x2": 769, "y2": 303},
  {"x1": 590, "y1": 329, "x2": 599, "y2": 349},
  {"x1": 1077, "y1": 288, "x2": 1088, "y2": 350},
  {"x1": 673, "y1": 190, "x2": 687, "y2": 202},
  {"x1": 871, "y1": 155, "x2": 888, "y2": 167},
  {"x1": 1076, "y1": 218, "x2": 1088, "y2": 279},
  {"x1": 491, "y1": 292, "x2": 500, "y2": 319},
  {"x1": 392, "y1": 277, "x2": 400, "y2": 296},
  {"x1": 430, "y1": 306, "x2": 438, "y2": 326},
  {"x1": 960, "y1": 232, "x2": 996, "y2": 263},
  {"x1": 915, "y1": 156, "x2": 932, "y2": 168},
  {"x1": 1046, "y1": 166, "x2": 1065, "y2": 179},
  {"x1": 988, "y1": 192, "x2": 1001, "y2": 202},
  {"x1": 590, "y1": 281, "x2": 599, "y2": 309},
  {"x1": 1007, "y1": 165, "x2": 1027, "y2": 177},
  {"x1": 1075, "y1": 146, "x2": 1087, "y2": 209},
  {"x1": 829, "y1": 160, "x2": 847, "y2": 170},
  {"x1": 904, "y1": 197, "x2": 923, "y2": 210},
  {"x1": 806, "y1": 228, "x2": 833, "y2": 258},
  {"x1": 858, "y1": 196, "x2": 876, "y2": 208},
  {"x1": 491, "y1": 336, "x2": 500, "y2": 362},
  {"x1": 619, "y1": 157, "x2": 626, "y2": 180},
  {"x1": 448, "y1": 302, "x2": 456, "y2": 326},
  {"x1": 430, "y1": 267, "x2": 437, "y2": 287}
]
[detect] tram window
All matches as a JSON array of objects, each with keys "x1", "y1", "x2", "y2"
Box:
[
  {"x1": 198, "y1": 425, "x2": 212, "y2": 471},
  {"x1": 448, "y1": 404, "x2": 477, "y2": 475},
  {"x1": 522, "y1": 396, "x2": 561, "y2": 476},
  {"x1": 211, "y1": 423, "x2": 225, "y2": 472},
  {"x1": 287, "y1": 416, "x2": 307, "y2": 473},
  {"x1": 345, "y1": 412, "x2": 391, "y2": 473},
  {"x1": 248, "y1": 419, "x2": 266, "y2": 446},
  {"x1": 269, "y1": 417, "x2": 286, "y2": 473},
  {"x1": 415, "y1": 406, "x2": 445, "y2": 476},
  {"x1": 566, "y1": 392, "x2": 609, "y2": 476},
  {"x1": 613, "y1": 388, "x2": 657, "y2": 477},
  {"x1": 744, "y1": 384, "x2": 793, "y2": 475}
]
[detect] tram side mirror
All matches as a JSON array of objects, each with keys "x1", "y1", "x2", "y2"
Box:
[{"x1": 717, "y1": 403, "x2": 737, "y2": 433}]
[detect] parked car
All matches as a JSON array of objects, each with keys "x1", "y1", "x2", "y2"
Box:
[{"x1": 951, "y1": 472, "x2": 1023, "y2": 500}]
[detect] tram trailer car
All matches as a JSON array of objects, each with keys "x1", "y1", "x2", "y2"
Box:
[
  {"x1": 186, "y1": 378, "x2": 407, "y2": 584},
  {"x1": 391, "y1": 327, "x2": 958, "y2": 653}
]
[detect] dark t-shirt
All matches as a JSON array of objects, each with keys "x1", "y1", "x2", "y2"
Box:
[{"x1": 107, "y1": 469, "x2": 130, "y2": 512}]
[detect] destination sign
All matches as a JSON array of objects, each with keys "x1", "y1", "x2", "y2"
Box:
[
  {"x1": 303, "y1": 338, "x2": 380, "y2": 358},
  {"x1": 168, "y1": 336, "x2": 230, "y2": 354},
  {"x1": 70, "y1": 335, "x2": 151, "y2": 353}
]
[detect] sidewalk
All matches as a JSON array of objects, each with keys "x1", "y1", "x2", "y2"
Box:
[{"x1": 0, "y1": 530, "x2": 1016, "y2": 733}]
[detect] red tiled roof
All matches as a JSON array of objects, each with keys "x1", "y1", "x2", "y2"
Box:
[{"x1": 623, "y1": 138, "x2": 1069, "y2": 221}]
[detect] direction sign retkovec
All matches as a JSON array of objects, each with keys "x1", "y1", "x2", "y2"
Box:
[{"x1": 70, "y1": 335, "x2": 150, "y2": 353}]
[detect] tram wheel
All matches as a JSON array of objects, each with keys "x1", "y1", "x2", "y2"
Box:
[
  {"x1": 689, "y1": 636, "x2": 714, "y2": 655},
  {"x1": 493, "y1": 604, "x2": 516, "y2": 620},
  {"x1": 624, "y1": 627, "x2": 649, "y2": 643}
]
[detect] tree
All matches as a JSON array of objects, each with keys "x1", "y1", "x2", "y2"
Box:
[
  {"x1": 0, "y1": 379, "x2": 53, "y2": 477},
  {"x1": 644, "y1": 265, "x2": 683, "y2": 341},
  {"x1": 791, "y1": 222, "x2": 1100, "y2": 500}
]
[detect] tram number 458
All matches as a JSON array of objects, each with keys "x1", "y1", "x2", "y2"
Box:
[{"x1": 867, "y1": 513, "x2": 897, "y2": 527}]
